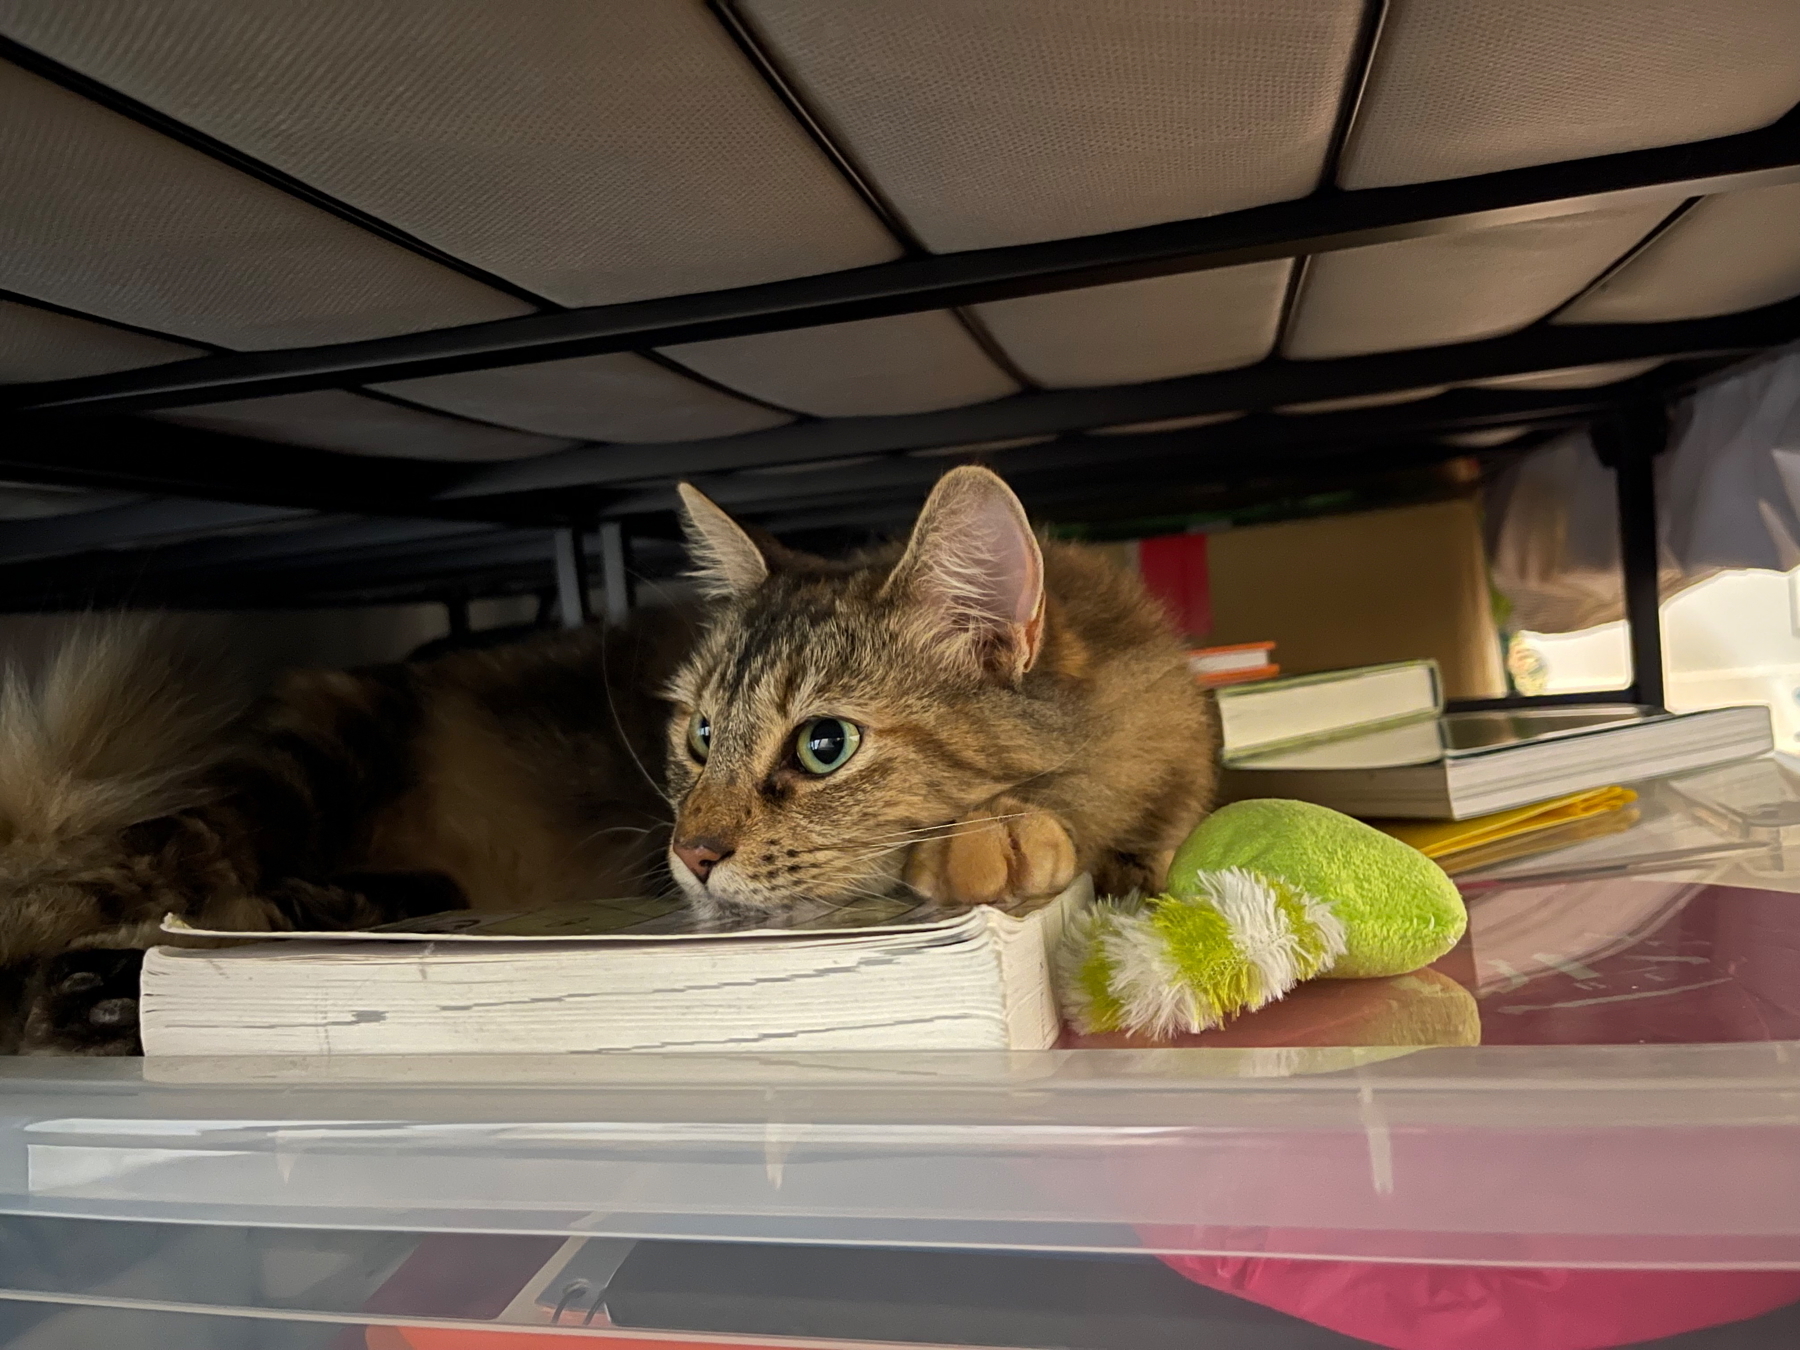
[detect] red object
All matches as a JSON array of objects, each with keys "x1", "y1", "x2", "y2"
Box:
[
  {"x1": 1157, "y1": 1255, "x2": 1800, "y2": 1350},
  {"x1": 1136, "y1": 533, "x2": 1210, "y2": 639}
]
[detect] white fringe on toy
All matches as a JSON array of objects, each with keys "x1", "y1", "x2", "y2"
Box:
[
  {"x1": 1058, "y1": 868, "x2": 1349, "y2": 1038},
  {"x1": 1199, "y1": 867, "x2": 1310, "y2": 1004},
  {"x1": 1100, "y1": 903, "x2": 1210, "y2": 1039}
]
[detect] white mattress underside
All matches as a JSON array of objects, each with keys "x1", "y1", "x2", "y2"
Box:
[
  {"x1": 0, "y1": 0, "x2": 902, "y2": 306},
  {"x1": 1340, "y1": 0, "x2": 1800, "y2": 188},
  {"x1": 0, "y1": 0, "x2": 1797, "y2": 458}
]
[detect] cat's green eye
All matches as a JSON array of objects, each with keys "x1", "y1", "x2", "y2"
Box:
[
  {"x1": 687, "y1": 712, "x2": 711, "y2": 763},
  {"x1": 795, "y1": 717, "x2": 861, "y2": 775}
]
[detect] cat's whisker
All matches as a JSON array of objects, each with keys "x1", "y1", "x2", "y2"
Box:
[
  {"x1": 837, "y1": 824, "x2": 1029, "y2": 858},
  {"x1": 830, "y1": 822, "x2": 1024, "y2": 866},
  {"x1": 830, "y1": 845, "x2": 939, "y2": 871},
  {"x1": 609, "y1": 863, "x2": 681, "y2": 897},
  {"x1": 596, "y1": 630, "x2": 670, "y2": 801},
  {"x1": 814, "y1": 881, "x2": 913, "y2": 910},
  {"x1": 838, "y1": 840, "x2": 931, "y2": 865},
  {"x1": 560, "y1": 813, "x2": 675, "y2": 873},
  {"x1": 848, "y1": 813, "x2": 1033, "y2": 846}
]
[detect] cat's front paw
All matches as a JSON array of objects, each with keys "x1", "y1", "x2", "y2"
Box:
[
  {"x1": 903, "y1": 799, "x2": 1077, "y2": 909},
  {"x1": 20, "y1": 949, "x2": 145, "y2": 1056}
]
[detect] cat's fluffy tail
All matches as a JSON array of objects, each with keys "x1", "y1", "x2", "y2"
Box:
[{"x1": 0, "y1": 618, "x2": 245, "y2": 857}]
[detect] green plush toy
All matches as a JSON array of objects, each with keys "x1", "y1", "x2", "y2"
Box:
[{"x1": 1060, "y1": 799, "x2": 1468, "y2": 1037}]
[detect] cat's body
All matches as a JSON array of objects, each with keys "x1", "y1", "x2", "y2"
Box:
[
  {"x1": 0, "y1": 469, "x2": 1219, "y2": 1053},
  {"x1": 0, "y1": 615, "x2": 686, "y2": 1051}
]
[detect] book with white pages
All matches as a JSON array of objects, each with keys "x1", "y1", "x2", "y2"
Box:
[
  {"x1": 140, "y1": 878, "x2": 1090, "y2": 1056},
  {"x1": 1215, "y1": 659, "x2": 1442, "y2": 758},
  {"x1": 1221, "y1": 704, "x2": 1774, "y2": 820}
]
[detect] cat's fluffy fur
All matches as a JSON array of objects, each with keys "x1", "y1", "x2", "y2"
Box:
[
  {"x1": 0, "y1": 469, "x2": 1218, "y2": 1053},
  {"x1": 0, "y1": 618, "x2": 251, "y2": 963},
  {"x1": 0, "y1": 615, "x2": 682, "y2": 1052}
]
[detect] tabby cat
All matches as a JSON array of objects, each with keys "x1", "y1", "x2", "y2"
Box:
[{"x1": 0, "y1": 468, "x2": 1219, "y2": 1053}]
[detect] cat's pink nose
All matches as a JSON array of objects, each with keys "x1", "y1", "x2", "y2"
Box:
[{"x1": 674, "y1": 837, "x2": 734, "y2": 884}]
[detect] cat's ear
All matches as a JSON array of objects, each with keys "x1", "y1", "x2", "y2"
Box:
[
  {"x1": 884, "y1": 467, "x2": 1046, "y2": 681},
  {"x1": 677, "y1": 484, "x2": 768, "y2": 598}
]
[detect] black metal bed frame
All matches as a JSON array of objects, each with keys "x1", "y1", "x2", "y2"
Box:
[{"x1": 2, "y1": 8, "x2": 1796, "y2": 707}]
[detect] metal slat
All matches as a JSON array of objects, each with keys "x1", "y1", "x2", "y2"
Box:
[
  {"x1": 0, "y1": 498, "x2": 312, "y2": 564},
  {"x1": 5, "y1": 111, "x2": 1798, "y2": 418},
  {"x1": 0, "y1": 316, "x2": 1766, "y2": 525},
  {"x1": 0, "y1": 416, "x2": 490, "y2": 514},
  {"x1": 448, "y1": 305, "x2": 1797, "y2": 500}
]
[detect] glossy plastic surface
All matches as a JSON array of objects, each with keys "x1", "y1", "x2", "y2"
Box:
[{"x1": 3, "y1": 771, "x2": 1800, "y2": 1349}]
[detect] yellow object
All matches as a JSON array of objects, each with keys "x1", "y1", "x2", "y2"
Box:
[
  {"x1": 1373, "y1": 786, "x2": 1638, "y2": 862},
  {"x1": 1423, "y1": 809, "x2": 1640, "y2": 876}
]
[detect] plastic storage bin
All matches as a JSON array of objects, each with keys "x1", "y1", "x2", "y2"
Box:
[
  {"x1": 3, "y1": 778, "x2": 1800, "y2": 1349},
  {"x1": 0, "y1": 1037, "x2": 1797, "y2": 1349}
]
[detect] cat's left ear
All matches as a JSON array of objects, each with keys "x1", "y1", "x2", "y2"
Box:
[
  {"x1": 884, "y1": 467, "x2": 1046, "y2": 682},
  {"x1": 677, "y1": 484, "x2": 769, "y2": 599}
]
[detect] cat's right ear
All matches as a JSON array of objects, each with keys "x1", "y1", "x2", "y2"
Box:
[
  {"x1": 884, "y1": 466, "x2": 1046, "y2": 682},
  {"x1": 677, "y1": 484, "x2": 768, "y2": 599}
]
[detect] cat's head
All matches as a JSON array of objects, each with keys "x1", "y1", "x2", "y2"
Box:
[{"x1": 663, "y1": 467, "x2": 1060, "y2": 914}]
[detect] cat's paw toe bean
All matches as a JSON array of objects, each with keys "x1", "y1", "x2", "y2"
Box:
[
  {"x1": 22, "y1": 949, "x2": 147, "y2": 1055},
  {"x1": 1012, "y1": 812, "x2": 1076, "y2": 898},
  {"x1": 943, "y1": 822, "x2": 1014, "y2": 907},
  {"x1": 908, "y1": 805, "x2": 1076, "y2": 908},
  {"x1": 57, "y1": 970, "x2": 104, "y2": 995},
  {"x1": 87, "y1": 997, "x2": 137, "y2": 1029}
]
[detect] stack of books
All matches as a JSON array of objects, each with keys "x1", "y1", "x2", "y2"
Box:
[{"x1": 1216, "y1": 660, "x2": 1774, "y2": 873}]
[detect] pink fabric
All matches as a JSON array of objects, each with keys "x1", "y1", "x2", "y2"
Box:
[{"x1": 1160, "y1": 1253, "x2": 1800, "y2": 1350}]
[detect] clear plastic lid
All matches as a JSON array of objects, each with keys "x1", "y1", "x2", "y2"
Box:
[
  {"x1": 0, "y1": 1035, "x2": 1793, "y2": 1269},
  {"x1": 2, "y1": 771, "x2": 1797, "y2": 1270}
]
